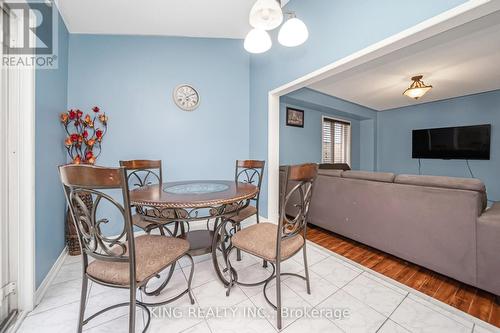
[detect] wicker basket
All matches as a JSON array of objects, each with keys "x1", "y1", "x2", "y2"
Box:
[{"x1": 66, "y1": 192, "x2": 93, "y2": 256}]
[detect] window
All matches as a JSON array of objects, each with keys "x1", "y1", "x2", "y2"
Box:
[{"x1": 322, "y1": 117, "x2": 351, "y2": 165}]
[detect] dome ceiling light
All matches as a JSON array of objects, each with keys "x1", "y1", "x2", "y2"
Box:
[
  {"x1": 403, "y1": 75, "x2": 433, "y2": 100},
  {"x1": 245, "y1": 0, "x2": 309, "y2": 54}
]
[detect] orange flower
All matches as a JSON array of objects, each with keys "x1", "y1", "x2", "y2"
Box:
[
  {"x1": 98, "y1": 113, "x2": 108, "y2": 124},
  {"x1": 87, "y1": 138, "x2": 95, "y2": 147},
  {"x1": 87, "y1": 157, "x2": 96, "y2": 165},
  {"x1": 84, "y1": 114, "x2": 93, "y2": 127},
  {"x1": 64, "y1": 137, "x2": 72, "y2": 147},
  {"x1": 60, "y1": 113, "x2": 69, "y2": 123},
  {"x1": 78, "y1": 135, "x2": 83, "y2": 143},
  {"x1": 73, "y1": 155, "x2": 81, "y2": 164}
]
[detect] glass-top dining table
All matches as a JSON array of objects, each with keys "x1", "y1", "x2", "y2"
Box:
[{"x1": 129, "y1": 180, "x2": 259, "y2": 286}]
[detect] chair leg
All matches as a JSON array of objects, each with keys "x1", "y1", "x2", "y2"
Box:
[
  {"x1": 129, "y1": 287, "x2": 136, "y2": 332},
  {"x1": 302, "y1": 245, "x2": 311, "y2": 294},
  {"x1": 225, "y1": 247, "x2": 236, "y2": 296},
  {"x1": 236, "y1": 224, "x2": 242, "y2": 261},
  {"x1": 186, "y1": 254, "x2": 195, "y2": 305},
  {"x1": 77, "y1": 275, "x2": 88, "y2": 333},
  {"x1": 276, "y1": 261, "x2": 282, "y2": 330}
]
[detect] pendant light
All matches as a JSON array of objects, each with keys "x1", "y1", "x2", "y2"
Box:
[
  {"x1": 245, "y1": 0, "x2": 309, "y2": 54},
  {"x1": 244, "y1": 28, "x2": 272, "y2": 54},
  {"x1": 403, "y1": 75, "x2": 433, "y2": 99},
  {"x1": 278, "y1": 12, "x2": 309, "y2": 47},
  {"x1": 249, "y1": 0, "x2": 283, "y2": 30}
]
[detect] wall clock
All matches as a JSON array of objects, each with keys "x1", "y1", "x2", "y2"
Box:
[{"x1": 173, "y1": 84, "x2": 200, "y2": 111}]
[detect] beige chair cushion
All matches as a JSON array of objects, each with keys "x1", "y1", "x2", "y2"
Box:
[
  {"x1": 86, "y1": 235, "x2": 189, "y2": 286},
  {"x1": 231, "y1": 223, "x2": 304, "y2": 262},
  {"x1": 226, "y1": 205, "x2": 257, "y2": 223}
]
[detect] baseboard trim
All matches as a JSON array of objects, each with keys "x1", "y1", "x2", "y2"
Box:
[{"x1": 34, "y1": 247, "x2": 68, "y2": 305}]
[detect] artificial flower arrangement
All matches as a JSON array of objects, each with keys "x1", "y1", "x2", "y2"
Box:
[{"x1": 60, "y1": 106, "x2": 108, "y2": 164}]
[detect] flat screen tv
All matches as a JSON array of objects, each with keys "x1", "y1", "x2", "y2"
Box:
[{"x1": 412, "y1": 124, "x2": 491, "y2": 160}]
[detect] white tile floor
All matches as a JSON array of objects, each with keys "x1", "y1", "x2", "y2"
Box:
[{"x1": 18, "y1": 242, "x2": 499, "y2": 333}]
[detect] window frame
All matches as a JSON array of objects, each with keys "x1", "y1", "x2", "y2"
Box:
[{"x1": 321, "y1": 115, "x2": 352, "y2": 166}]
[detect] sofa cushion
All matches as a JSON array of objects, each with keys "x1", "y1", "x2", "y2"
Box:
[
  {"x1": 318, "y1": 169, "x2": 343, "y2": 177},
  {"x1": 342, "y1": 170, "x2": 395, "y2": 183},
  {"x1": 394, "y1": 174, "x2": 486, "y2": 192}
]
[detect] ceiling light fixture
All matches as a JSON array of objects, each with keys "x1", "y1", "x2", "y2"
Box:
[
  {"x1": 245, "y1": 0, "x2": 308, "y2": 54},
  {"x1": 278, "y1": 12, "x2": 309, "y2": 47},
  {"x1": 403, "y1": 75, "x2": 433, "y2": 100},
  {"x1": 249, "y1": 0, "x2": 283, "y2": 30},
  {"x1": 244, "y1": 28, "x2": 272, "y2": 54}
]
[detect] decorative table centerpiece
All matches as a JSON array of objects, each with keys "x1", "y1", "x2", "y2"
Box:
[{"x1": 60, "y1": 106, "x2": 108, "y2": 255}]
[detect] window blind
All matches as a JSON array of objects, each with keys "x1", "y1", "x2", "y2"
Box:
[{"x1": 322, "y1": 118, "x2": 351, "y2": 164}]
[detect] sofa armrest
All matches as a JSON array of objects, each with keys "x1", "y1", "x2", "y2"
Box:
[{"x1": 477, "y1": 202, "x2": 500, "y2": 296}]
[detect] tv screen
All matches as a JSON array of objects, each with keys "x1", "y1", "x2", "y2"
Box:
[{"x1": 412, "y1": 124, "x2": 491, "y2": 160}]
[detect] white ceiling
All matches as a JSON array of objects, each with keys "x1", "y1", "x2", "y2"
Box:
[
  {"x1": 309, "y1": 11, "x2": 500, "y2": 111},
  {"x1": 57, "y1": 0, "x2": 259, "y2": 38}
]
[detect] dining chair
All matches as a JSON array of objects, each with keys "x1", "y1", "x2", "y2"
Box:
[
  {"x1": 225, "y1": 160, "x2": 265, "y2": 262},
  {"x1": 59, "y1": 164, "x2": 194, "y2": 333},
  {"x1": 120, "y1": 159, "x2": 176, "y2": 236},
  {"x1": 224, "y1": 163, "x2": 318, "y2": 330}
]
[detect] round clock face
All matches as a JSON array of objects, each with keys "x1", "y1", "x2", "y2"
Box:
[{"x1": 173, "y1": 84, "x2": 200, "y2": 111}]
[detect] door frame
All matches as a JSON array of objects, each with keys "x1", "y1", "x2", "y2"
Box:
[
  {"x1": 0, "y1": 3, "x2": 36, "y2": 329},
  {"x1": 266, "y1": 0, "x2": 500, "y2": 222}
]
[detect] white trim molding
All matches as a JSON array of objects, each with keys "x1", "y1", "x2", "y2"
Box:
[
  {"x1": 34, "y1": 248, "x2": 68, "y2": 306},
  {"x1": 266, "y1": 0, "x2": 500, "y2": 219}
]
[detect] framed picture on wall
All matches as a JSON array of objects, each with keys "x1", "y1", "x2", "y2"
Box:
[{"x1": 286, "y1": 107, "x2": 304, "y2": 128}]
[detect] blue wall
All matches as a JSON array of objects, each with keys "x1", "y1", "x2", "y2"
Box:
[
  {"x1": 67, "y1": 35, "x2": 250, "y2": 234},
  {"x1": 279, "y1": 89, "x2": 378, "y2": 169},
  {"x1": 249, "y1": 0, "x2": 467, "y2": 216},
  {"x1": 377, "y1": 90, "x2": 500, "y2": 202},
  {"x1": 279, "y1": 102, "x2": 361, "y2": 168},
  {"x1": 35, "y1": 10, "x2": 69, "y2": 287}
]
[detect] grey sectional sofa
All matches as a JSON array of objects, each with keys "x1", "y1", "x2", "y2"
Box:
[{"x1": 297, "y1": 169, "x2": 500, "y2": 297}]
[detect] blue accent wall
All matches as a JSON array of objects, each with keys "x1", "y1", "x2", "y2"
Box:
[
  {"x1": 377, "y1": 90, "x2": 500, "y2": 202},
  {"x1": 67, "y1": 35, "x2": 250, "y2": 235},
  {"x1": 35, "y1": 10, "x2": 69, "y2": 287},
  {"x1": 279, "y1": 89, "x2": 378, "y2": 169},
  {"x1": 249, "y1": 0, "x2": 467, "y2": 217}
]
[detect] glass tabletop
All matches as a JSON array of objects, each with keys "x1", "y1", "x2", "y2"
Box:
[{"x1": 163, "y1": 182, "x2": 230, "y2": 195}]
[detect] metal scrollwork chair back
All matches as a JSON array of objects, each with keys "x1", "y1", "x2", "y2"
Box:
[
  {"x1": 235, "y1": 160, "x2": 265, "y2": 197},
  {"x1": 278, "y1": 163, "x2": 317, "y2": 241},
  {"x1": 120, "y1": 159, "x2": 162, "y2": 189},
  {"x1": 60, "y1": 164, "x2": 135, "y2": 264},
  {"x1": 119, "y1": 159, "x2": 171, "y2": 235}
]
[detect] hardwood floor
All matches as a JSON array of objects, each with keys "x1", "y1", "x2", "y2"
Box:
[{"x1": 306, "y1": 224, "x2": 500, "y2": 328}]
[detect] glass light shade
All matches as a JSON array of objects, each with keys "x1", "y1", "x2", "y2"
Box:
[
  {"x1": 249, "y1": 0, "x2": 283, "y2": 30},
  {"x1": 403, "y1": 76, "x2": 432, "y2": 99},
  {"x1": 244, "y1": 28, "x2": 272, "y2": 54},
  {"x1": 278, "y1": 17, "x2": 309, "y2": 47}
]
